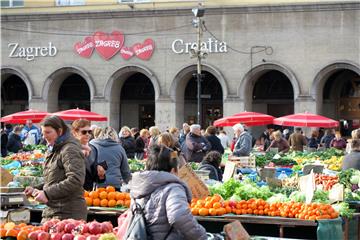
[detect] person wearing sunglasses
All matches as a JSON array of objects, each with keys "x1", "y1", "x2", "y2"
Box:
[{"x1": 71, "y1": 119, "x2": 107, "y2": 191}]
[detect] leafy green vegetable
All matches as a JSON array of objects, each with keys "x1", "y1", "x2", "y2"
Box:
[
  {"x1": 233, "y1": 180, "x2": 273, "y2": 200},
  {"x1": 313, "y1": 189, "x2": 330, "y2": 203},
  {"x1": 339, "y1": 169, "x2": 357, "y2": 189},
  {"x1": 209, "y1": 178, "x2": 242, "y2": 200},
  {"x1": 332, "y1": 202, "x2": 355, "y2": 219},
  {"x1": 289, "y1": 191, "x2": 306, "y2": 202}
]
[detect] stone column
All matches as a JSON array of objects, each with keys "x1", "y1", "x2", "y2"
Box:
[
  {"x1": 294, "y1": 95, "x2": 317, "y2": 114},
  {"x1": 28, "y1": 97, "x2": 47, "y2": 112},
  {"x1": 91, "y1": 97, "x2": 110, "y2": 129},
  {"x1": 223, "y1": 96, "x2": 245, "y2": 116},
  {"x1": 155, "y1": 96, "x2": 177, "y2": 131}
]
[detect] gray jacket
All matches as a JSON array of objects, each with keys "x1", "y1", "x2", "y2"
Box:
[
  {"x1": 129, "y1": 171, "x2": 207, "y2": 240},
  {"x1": 90, "y1": 138, "x2": 131, "y2": 189},
  {"x1": 233, "y1": 131, "x2": 252, "y2": 156},
  {"x1": 342, "y1": 151, "x2": 360, "y2": 170}
]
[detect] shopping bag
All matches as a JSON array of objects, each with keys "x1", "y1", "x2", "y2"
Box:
[{"x1": 116, "y1": 209, "x2": 132, "y2": 240}]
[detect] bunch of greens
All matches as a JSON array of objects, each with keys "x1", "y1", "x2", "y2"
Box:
[
  {"x1": 312, "y1": 189, "x2": 330, "y2": 203},
  {"x1": 128, "y1": 159, "x2": 145, "y2": 172},
  {"x1": 190, "y1": 162, "x2": 199, "y2": 171},
  {"x1": 209, "y1": 178, "x2": 242, "y2": 200},
  {"x1": 345, "y1": 189, "x2": 360, "y2": 201},
  {"x1": 23, "y1": 144, "x2": 47, "y2": 152},
  {"x1": 332, "y1": 202, "x2": 355, "y2": 218},
  {"x1": 289, "y1": 191, "x2": 306, "y2": 202},
  {"x1": 232, "y1": 180, "x2": 273, "y2": 200},
  {"x1": 339, "y1": 169, "x2": 357, "y2": 189},
  {"x1": 0, "y1": 158, "x2": 13, "y2": 165}
]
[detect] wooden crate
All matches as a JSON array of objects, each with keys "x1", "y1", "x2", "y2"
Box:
[{"x1": 228, "y1": 156, "x2": 256, "y2": 168}]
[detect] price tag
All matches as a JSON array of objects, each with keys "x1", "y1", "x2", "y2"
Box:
[{"x1": 223, "y1": 161, "x2": 236, "y2": 182}]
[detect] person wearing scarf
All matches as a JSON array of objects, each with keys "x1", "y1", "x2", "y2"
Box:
[{"x1": 24, "y1": 116, "x2": 87, "y2": 222}]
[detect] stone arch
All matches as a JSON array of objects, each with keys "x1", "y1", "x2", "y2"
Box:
[
  {"x1": 311, "y1": 61, "x2": 360, "y2": 114},
  {"x1": 1, "y1": 66, "x2": 33, "y2": 100},
  {"x1": 104, "y1": 64, "x2": 160, "y2": 130},
  {"x1": 42, "y1": 66, "x2": 95, "y2": 112},
  {"x1": 239, "y1": 62, "x2": 300, "y2": 111},
  {"x1": 169, "y1": 63, "x2": 228, "y2": 127}
]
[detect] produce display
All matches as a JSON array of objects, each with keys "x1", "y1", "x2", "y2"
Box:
[
  {"x1": 84, "y1": 186, "x2": 131, "y2": 208},
  {"x1": 339, "y1": 169, "x2": 360, "y2": 201},
  {"x1": 127, "y1": 159, "x2": 144, "y2": 172},
  {"x1": 314, "y1": 174, "x2": 339, "y2": 191}
]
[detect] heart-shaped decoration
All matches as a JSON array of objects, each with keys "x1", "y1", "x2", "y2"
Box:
[
  {"x1": 132, "y1": 38, "x2": 155, "y2": 61},
  {"x1": 74, "y1": 36, "x2": 94, "y2": 58},
  {"x1": 93, "y1": 31, "x2": 124, "y2": 60},
  {"x1": 120, "y1": 46, "x2": 134, "y2": 60}
]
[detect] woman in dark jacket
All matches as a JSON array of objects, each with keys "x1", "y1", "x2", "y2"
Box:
[
  {"x1": 71, "y1": 119, "x2": 106, "y2": 191},
  {"x1": 119, "y1": 126, "x2": 136, "y2": 159},
  {"x1": 129, "y1": 144, "x2": 207, "y2": 240},
  {"x1": 24, "y1": 116, "x2": 87, "y2": 221},
  {"x1": 205, "y1": 126, "x2": 224, "y2": 154},
  {"x1": 198, "y1": 151, "x2": 223, "y2": 181},
  {"x1": 7, "y1": 126, "x2": 23, "y2": 153},
  {"x1": 307, "y1": 130, "x2": 319, "y2": 149},
  {"x1": 135, "y1": 129, "x2": 149, "y2": 160}
]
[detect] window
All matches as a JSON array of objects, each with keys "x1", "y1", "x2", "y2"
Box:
[
  {"x1": 56, "y1": 0, "x2": 85, "y2": 6},
  {"x1": 1, "y1": 0, "x2": 24, "y2": 8}
]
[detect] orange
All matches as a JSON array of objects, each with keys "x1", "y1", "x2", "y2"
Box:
[
  {"x1": 198, "y1": 208, "x2": 209, "y2": 216},
  {"x1": 106, "y1": 186, "x2": 116, "y2": 193},
  {"x1": 100, "y1": 199, "x2": 109, "y2": 207},
  {"x1": 212, "y1": 194, "x2": 222, "y2": 202},
  {"x1": 209, "y1": 208, "x2": 217, "y2": 216},
  {"x1": 124, "y1": 200, "x2": 131, "y2": 208},
  {"x1": 93, "y1": 198, "x2": 101, "y2": 206},
  {"x1": 4, "y1": 222, "x2": 15, "y2": 230},
  {"x1": 216, "y1": 207, "x2": 226, "y2": 216},
  {"x1": 225, "y1": 206, "x2": 232, "y2": 214},
  {"x1": 116, "y1": 200, "x2": 124, "y2": 206},
  {"x1": 125, "y1": 193, "x2": 131, "y2": 200},
  {"x1": 6, "y1": 229, "x2": 18, "y2": 237},
  {"x1": 204, "y1": 201, "x2": 213, "y2": 209},
  {"x1": 213, "y1": 202, "x2": 221, "y2": 209},
  {"x1": 99, "y1": 191, "x2": 108, "y2": 200},
  {"x1": 108, "y1": 199, "x2": 117, "y2": 207},
  {"x1": 97, "y1": 187, "x2": 106, "y2": 193},
  {"x1": 17, "y1": 230, "x2": 28, "y2": 240},
  {"x1": 85, "y1": 197, "x2": 93, "y2": 206},
  {"x1": 196, "y1": 200, "x2": 205, "y2": 208},
  {"x1": 0, "y1": 229, "x2": 6, "y2": 238},
  {"x1": 84, "y1": 191, "x2": 89, "y2": 198},
  {"x1": 191, "y1": 208, "x2": 199, "y2": 215},
  {"x1": 17, "y1": 223, "x2": 27, "y2": 228},
  {"x1": 108, "y1": 192, "x2": 116, "y2": 200},
  {"x1": 89, "y1": 191, "x2": 99, "y2": 199},
  {"x1": 116, "y1": 192, "x2": 125, "y2": 201}
]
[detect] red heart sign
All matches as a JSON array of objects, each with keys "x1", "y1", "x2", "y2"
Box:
[
  {"x1": 93, "y1": 31, "x2": 124, "y2": 60},
  {"x1": 74, "y1": 36, "x2": 94, "y2": 58},
  {"x1": 132, "y1": 38, "x2": 155, "y2": 60},
  {"x1": 120, "y1": 46, "x2": 134, "y2": 60}
]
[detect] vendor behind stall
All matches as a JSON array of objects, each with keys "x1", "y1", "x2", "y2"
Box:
[
  {"x1": 342, "y1": 139, "x2": 360, "y2": 170},
  {"x1": 24, "y1": 115, "x2": 87, "y2": 222}
]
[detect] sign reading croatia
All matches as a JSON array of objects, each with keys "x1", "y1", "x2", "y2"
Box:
[{"x1": 74, "y1": 31, "x2": 155, "y2": 61}]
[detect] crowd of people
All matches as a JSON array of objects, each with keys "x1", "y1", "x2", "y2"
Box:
[{"x1": 1, "y1": 116, "x2": 360, "y2": 237}]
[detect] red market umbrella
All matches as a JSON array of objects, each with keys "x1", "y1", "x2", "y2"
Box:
[
  {"x1": 273, "y1": 112, "x2": 339, "y2": 128},
  {"x1": 214, "y1": 111, "x2": 275, "y2": 127},
  {"x1": 53, "y1": 108, "x2": 107, "y2": 121},
  {"x1": 0, "y1": 109, "x2": 49, "y2": 124}
]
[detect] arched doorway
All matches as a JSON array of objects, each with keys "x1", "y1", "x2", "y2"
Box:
[
  {"x1": 58, "y1": 74, "x2": 90, "y2": 110},
  {"x1": 120, "y1": 72, "x2": 155, "y2": 129},
  {"x1": 1, "y1": 74, "x2": 29, "y2": 116},
  {"x1": 184, "y1": 71, "x2": 223, "y2": 127},
  {"x1": 322, "y1": 69, "x2": 360, "y2": 136},
  {"x1": 252, "y1": 70, "x2": 294, "y2": 117}
]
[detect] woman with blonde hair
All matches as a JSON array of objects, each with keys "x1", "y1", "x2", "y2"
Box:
[
  {"x1": 149, "y1": 126, "x2": 161, "y2": 147},
  {"x1": 119, "y1": 126, "x2": 136, "y2": 159},
  {"x1": 266, "y1": 130, "x2": 290, "y2": 153},
  {"x1": 135, "y1": 129, "x2": 150, "y2": 160},
  {"x1": 158, "y1": 132, "x2": 186, "y2": 167},
  {"x1": 90, "y1": 127, "x2": 131, "y2": 190}
]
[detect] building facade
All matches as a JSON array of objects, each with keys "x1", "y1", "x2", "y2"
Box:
[{"x1": 1, "y1": 0, "x2": 360, "y2": 135}]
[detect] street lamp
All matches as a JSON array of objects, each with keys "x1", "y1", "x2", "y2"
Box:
[{"x1": 191, "y1": 6, "x2": 206, "y2": 126}]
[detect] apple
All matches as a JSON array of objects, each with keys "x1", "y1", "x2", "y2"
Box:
[
  {"x1": 38, "y1": 231, "x2": 51, "y2": 240},
  {"x1": 74, "y1": 235, "x2": 86, "y2": 240},
  {"x1": 74, "y1": 224, "x2": 89, "y2": 235},
  {"x1": 50, "y1": 233, "x2": 63, "y2": 240},
  {"x1": 86, "y1": 236, "x2": 98, "y2": 240},
  {"x1": 88, "y1": 221, "x2": 101, "y2": 235},
  {"x1": 100, "y1": 222, "x2": 113, "y2": 233},
  {"x1": 43, "y1": 221, "x2": 55, "y2": 232},
  {"x1": 62, "y1": 233, "x2": 74, "y2": 240},
  {"x1": 54, "y1": 222, "x2": 66, "y2": 233},
  {"x1": 28, "y1": 231, "x2": 40, "y2": 240},
  {"x1": 64, "y1": 223, "x2": 76, "y2": 233}
]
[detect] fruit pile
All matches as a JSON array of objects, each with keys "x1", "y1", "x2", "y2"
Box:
[
  {"x1": 190, "y1": 194, "x2": 229, "y2": 216},
  {"x1": 84, "y1": 186, "x2": 131, "y2": 208},
  {"x1": 190, "y1": 196, "x2": 339, "y2": 220},
  {"x1": 0, "y1": 222, "x2": 41, "y2": 240},
  {"x1": 40, "y1": 219, "x2": 115, "y2": 240}
]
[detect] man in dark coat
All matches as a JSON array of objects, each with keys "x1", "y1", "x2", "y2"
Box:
[{"x1": 182, "y1": 124, "x2": 211, "y2": 162}]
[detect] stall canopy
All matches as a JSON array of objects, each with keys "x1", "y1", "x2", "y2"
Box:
[
  {"x1": 273, "y1": 112, "x2": 339, "y2": 128},
  {"x1": 0, "y1": 109, "x2": 49, "y2": 124},
  {"x1": 214, "y1": 112, "x2": 275, "y2": 127},
  {"x1": 52, "y1": 108, "x2": 107, "y2": 121}
]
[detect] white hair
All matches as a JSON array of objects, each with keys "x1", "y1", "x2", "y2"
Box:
[
  {"x1": 190, "y1": 124, "x2": 201, "y2": 132},
  {"x1": 232, "y1": 123, "x2": 244, "y2": 132}
]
